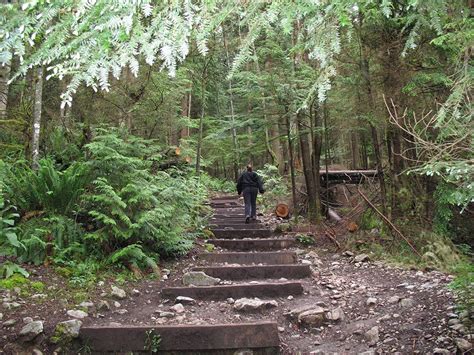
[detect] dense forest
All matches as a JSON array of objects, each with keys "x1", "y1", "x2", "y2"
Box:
[{"x1": 0, "y1": 1, "x2": 472, "y2": 351}]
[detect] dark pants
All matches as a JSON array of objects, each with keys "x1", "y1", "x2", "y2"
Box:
[{"x1": 243, "y1": 187, "x2": 258, "y2": 218}]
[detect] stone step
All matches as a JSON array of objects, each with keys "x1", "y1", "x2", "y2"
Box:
[
  {"x1": 199, "y1": 251, "x2": 297, "y2": 264},
  {"x1": 161, "y1": 281, "x2": 303, "y2": 300},
  {"x1": 192, "y1": 264, "x2": 311, "y2": 280},
  {"x1": 211, "y1": 229, "x2": 273, "y2": 239},
  {"x1": 80, "y1": 322, "x2": 279, "y2": 353},
  {"x1": 208, "y1": 238, "x2": 296, "y2": 251}
]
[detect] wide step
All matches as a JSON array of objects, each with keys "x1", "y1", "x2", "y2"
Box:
[
  {"x1": 161, "y1": 281, "x2": 303, "y2": 300},
  {"x1": 192, "y1": 264, "x2": 311, "y2": 280},
  {"x1": 209, "y1": 238, "x2": 296, "y2": 251},
  {"x1": 211, "y1": 229, "x2": 273, "y2": 238},
  {"x1": 80, "y1": 322, "x2": 279, "y2": 353},
  {"x1": 199, "y1": 251, "x2": 297, "y2": 264},
  {"x1": 210, "y1": 223, "x2": 264, "y2": 230}
]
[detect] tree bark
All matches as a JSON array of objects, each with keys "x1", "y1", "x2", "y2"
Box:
[
  {"x1": 0, "y1": 60, "x2": 11, "y2": 119},
  {"x1": 195, "y1": 68, "x2": 206, "y2": 175},
  {"x1": 31, "y1": 66, "x2": 44, "y2": 170},
  {"x1": 311, "y1": 104, "x2": 323, "y2": 222},
  {"x1": 284, "y1": 105, "x2": 297, "y2": 213},
  {"x1": 223, "y1": 28, "x2": 240, "y2": 181},
  {"x1": 297, "y1": 110, "x2": 317, "y2": 219}
]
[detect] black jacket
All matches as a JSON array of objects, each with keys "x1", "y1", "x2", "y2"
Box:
[{"x1": 237, "y1": 171, "x2": 264, "y2": 194}]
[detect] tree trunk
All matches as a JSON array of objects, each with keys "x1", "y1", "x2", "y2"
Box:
[
  {"x1": 312, "y1": 104, "x2": 323, "y2": 222},
  {"x1": 297, "y1": 111, "x2": 317, "y2": 219},
  {"x1": 350, "y1": 131, "x2": 359, "y2": 169},
  {"x1": 0, "y1": 60, "x2": 11, "y2": 119},
  {"x1": 31, "y1": 66, "x2": 44, "y2": 170},
  {"x1": 223, "y1": 28, "x2": 240, "y2": 181},
  {"x1": 284, "y1": 106, "x2": 297, "y2": 213},
  {"x1": 195, "y1": 71, "x2": 206, "y2": 175},
  {"x1": 252, "y1": 46, "x2": 277, "y2": 167},
  {"x1": 360, "y1": 53, "x2": 387, "y2": 214}
]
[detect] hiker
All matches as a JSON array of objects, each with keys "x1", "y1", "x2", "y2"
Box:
[{"x1": 236, "y1": 164, "x2": 265, "y2": 223}]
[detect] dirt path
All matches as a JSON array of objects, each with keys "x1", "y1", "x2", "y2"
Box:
[{"x1": 0, "y1": 196, "x2": 472, "y2": 354}]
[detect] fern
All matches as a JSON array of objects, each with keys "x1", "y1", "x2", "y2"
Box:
[{"x1": 109, "y1": 244, "x2": 159, "y2": 276}]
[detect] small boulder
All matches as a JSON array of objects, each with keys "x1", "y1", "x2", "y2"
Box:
[
  {"x1": 182, "y1": 271, "x2": 220, "y2": 286},
  {"x1": 233, "y1": 298, "x2": 277, "y2": 312},
  {"x1": 67, "y1": 310, "x2": 88, "y2": 319},
  {"x1": 97, "y1": 300, "x2": 110, "y2": 311},
  {"x1": 131, "y1": 289, "x2": 140, "y2": 297},
  {"x1": 326, "y1": 307, "x2": 345, "y2": 322},
  {"x1": 79, "y1": 301, "x2": 94, "y2": 309},
  {"x1": 19, "y1": 320, "x2": 44, "y2": 340},
  {"x1": 366, "y1": 297, "x2": 377, "y2": 306},
  {"x1": 158, "y1": 311, "x2": 175, "y2": 318},
  {"x1": 3, "y1": 302, "x2": 21, "y2": 310},
  {"x1": 388, "y1": 295, "x2": 400, "y2": 304},
  {"x1": 400, "y1": 298, "x2": 414, "y2": 308},
  {"x1": 354, "y1": 254, "x2": 370, "y2": 263},
  {"x1": 298, "y1": 307, "x2": 326, "y2": 327},
  {"x1": 365, "y1": 326, "x2": 379, "y2": 346},
  {"x1": 3, "y1": 319, "x2": 17, "y2": 327},
  {"x1": 111, "y1": 286, "x2": 126, "y2": 300},
  {"x1": 170, "y1": 303, "x2": 185, "y2": 313},
  {"x1": 455, "y1": 338, "x2": 472, "y2": 352},
  {"x1": 176, "y1": 296, "x2": 195, "y2": 305},
  {"x1": 53, "y1": 319, "x2": 82, "y2": 342}
]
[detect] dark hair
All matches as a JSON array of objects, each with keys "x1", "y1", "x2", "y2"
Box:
[{"x1": 247, "y1": 164, "x2": 252, "y2": 172}]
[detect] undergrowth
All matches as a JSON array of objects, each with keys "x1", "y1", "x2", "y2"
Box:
[
  {"x1": 346, "y1": 209, "x2": 473, "y2": 313},
  {"x1": 0, "y1": 128, "x2": 213, "y2": 284}
]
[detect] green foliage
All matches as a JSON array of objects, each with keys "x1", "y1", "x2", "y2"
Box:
[
  {"x1": 0, "y1": 274, "x2": 29, "y2": 289},
  {"x1": 0, "y1": 261, "x2": 29, "y2": 279},
  {"x1": 109, "y1": 244, "x2": 159, "y2": 276},
  {"x1": 144, "y1": 329, "x2": 162, "y2": 353},
  {"x1": 296, "y1": 234, "x2": 315, "y2": 246},
  {"x1": 256, "y1": 164, "x2": 287, "y2": 196},
  {"x1": 0, "y1": 186, "x2": 23, "y2": 255},
  {"x1": 449, "y1": 260, "x2": 474, "y2": 313},
  {"x1": 359, "y1": 210, "x2": 383, "y2": 231},
  {"x1": 3, "y1": 159, "x2": 90, "y2": 214}
]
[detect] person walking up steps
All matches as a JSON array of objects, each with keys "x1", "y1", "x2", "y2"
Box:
[{"x1": 237, "y1": 164, "x2": 265, "y2": 224}]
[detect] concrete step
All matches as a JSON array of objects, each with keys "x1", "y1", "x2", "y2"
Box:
[
  {"x1": 161, "y1": 281, "x2": 303, "y2": 300},
  {"x1": 211, "y1": 195, "x2": 240, "y2": 201},
  {"x1": 199, "y1": 251, "x2": 297, "y2": 264},
  {"x1": 211, "y1": 229, "x2": 273, "y2": 239},
  {"x1": 80, "y1": 322, "x2": 279, "y2": 353},
  {"x1": 208, "y1": 238, "x2": 296, "y2": 251},
  {"x1": 192, "y1": 264, "x2": 311, "y2": 280}
]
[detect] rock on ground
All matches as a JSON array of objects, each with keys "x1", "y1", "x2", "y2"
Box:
[
  {"x1": 365, "y1": 326, "x2": 379, "y2": 346},
  {"x1": 298, "y1": 307, "x2": 326, "y2": 327},
  {"x1": 111, "y1": 285, "x2": 127, "y2": 299},
  {"x1": 19, "y1": 320, "x2": 44, "y2": 340},
  {"x1": 54, "y1": 319, "x2": 83, "y2": 340},
  {"x1": 233, "y1": 298, "x2": 278, "y2": 312},
  {"x1": 67, "y1": 309, "x2": 88, "y2": 319},
  {"x1": 182, "y1": 271, "x2": 220, "y2": 286}
]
